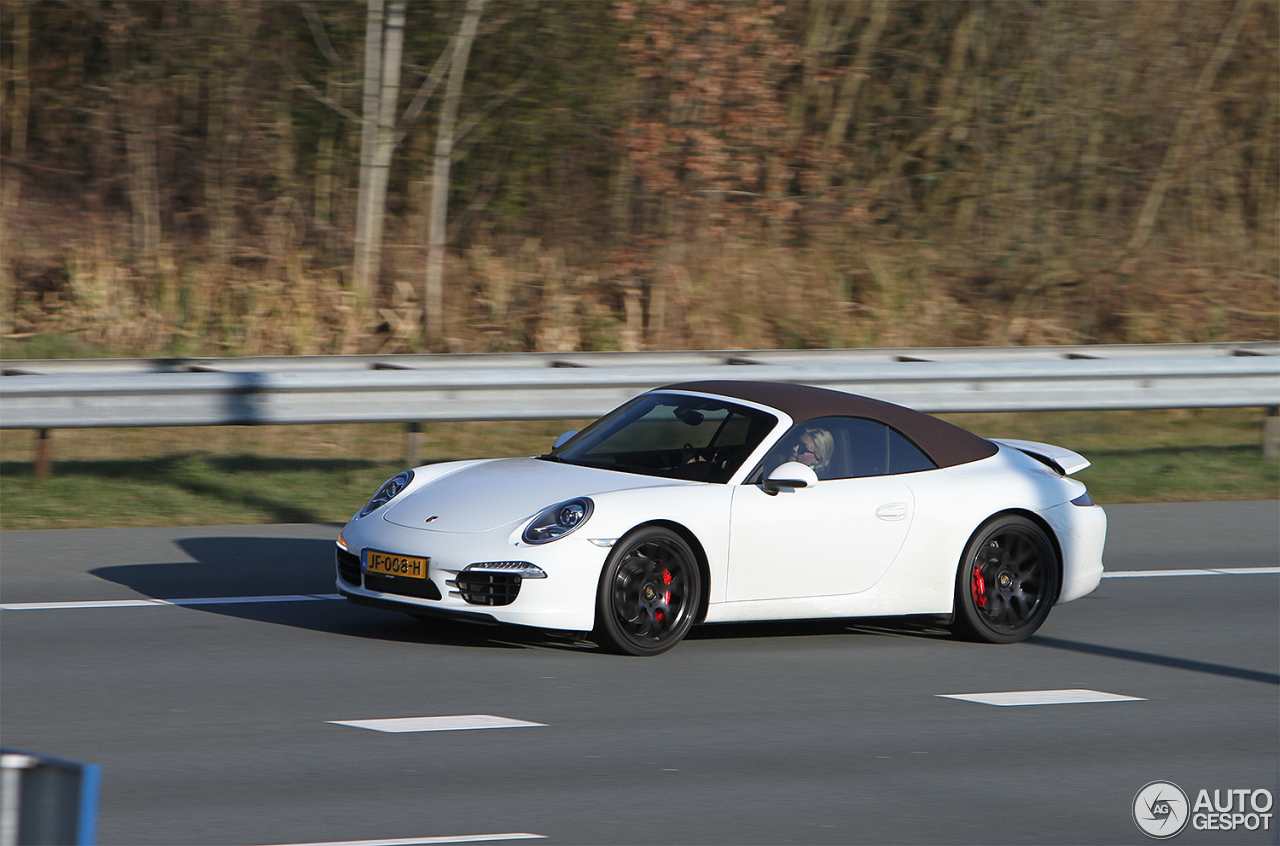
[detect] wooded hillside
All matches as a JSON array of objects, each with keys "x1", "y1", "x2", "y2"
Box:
[{"x1": 2, "y1": 0, "x2": 1276, "y2": 357}]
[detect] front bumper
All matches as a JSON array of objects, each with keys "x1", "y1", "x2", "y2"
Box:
[
  {"x1": 339, "y1": 590, "x2": 502, "y2": 626},
  {"x1": 336, "y1": 513, "x2": 607, "y2": 632}
]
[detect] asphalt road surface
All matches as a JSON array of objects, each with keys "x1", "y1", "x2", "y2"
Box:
[{"x1": 2, "y1": 502, "x2": 1277, "y2": 845}]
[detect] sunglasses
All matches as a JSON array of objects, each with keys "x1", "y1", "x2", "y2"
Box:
[{"x1": 793, "y1": 442, "x2": 816, "y2": 458}]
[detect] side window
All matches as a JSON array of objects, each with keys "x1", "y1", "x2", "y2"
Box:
[
  {"x1": 839, "y1": 417, "x2": 889, "y2": 478},
  {"x1": 887, "y1": 428, "x2": 937, "y2": 474},
  {"x1": 772, "y1": 416, "x2": 937, "y2": 480}
]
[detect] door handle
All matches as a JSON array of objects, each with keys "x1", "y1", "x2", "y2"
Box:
[{"x1": 876, "y1": 502, "x2": 909, "y2": 521}]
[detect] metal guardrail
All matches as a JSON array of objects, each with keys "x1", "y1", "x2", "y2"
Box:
[
  {"x1": 1, "y1": 344, "x2": 1277, "y2": 430},
  {"x1": 3, "y1": 341, "x2": 1276, "y2": 376}
]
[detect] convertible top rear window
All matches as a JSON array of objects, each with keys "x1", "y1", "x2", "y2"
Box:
[{"x1": 544, "y1": 393, "x2": 778, "y2": 483}]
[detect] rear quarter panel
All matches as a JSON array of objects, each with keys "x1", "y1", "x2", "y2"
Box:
[{"x1": 883, "y1": 447, "x2": 1091, "y2": 614}]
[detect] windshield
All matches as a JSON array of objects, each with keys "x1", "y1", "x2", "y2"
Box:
[{"x1": 544, "y1": 393, "x2": 779, "y2": 483}]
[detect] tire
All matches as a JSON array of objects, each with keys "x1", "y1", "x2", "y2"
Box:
[
  {"x1": 593, "y1": 527, "x2": 701, "y2": 656},
  {"x1": 952, "y1": 515, "x2": 1059, "y2": 644}
]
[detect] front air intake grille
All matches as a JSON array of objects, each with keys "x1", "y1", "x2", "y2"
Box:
[
  {"x1": 336, "y1": 548, "x2": 361, "y2": 586},
  {"x1": 455, "y1": 571, "x2": 522, "y2": 606},
  {"x1": 365, "y1": 572, "x2": 443, "y2": 600}
]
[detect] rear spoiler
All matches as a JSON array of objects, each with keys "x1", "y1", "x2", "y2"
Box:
[{"x1": 990, "y1": 439, "x2": 1091, "y2": 476}]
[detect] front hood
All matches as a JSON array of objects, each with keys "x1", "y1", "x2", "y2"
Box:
[{"x1": 380, "y1": 457, "x2": 689, "y2": 533}]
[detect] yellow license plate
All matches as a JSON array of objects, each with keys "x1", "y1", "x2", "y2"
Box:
[{"x1": 363, "y1": 550, "x2": 430, "y2": 579}]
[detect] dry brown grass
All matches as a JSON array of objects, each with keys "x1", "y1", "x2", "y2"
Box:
[{"x1": 4, "y1": 223, "x2": 1275, "y2": 361}]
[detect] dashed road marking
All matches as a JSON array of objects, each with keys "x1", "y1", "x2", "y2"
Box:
[
  {"x1": 328, "y1": 715, "x2": 547, "y2": 733},
  {"x1": 938, "y1": 689, "x2": 1146, "y2": 706},
  {"x1": 1102, "y1": 567, "x2": 1279, "y2": 578},
  {"x1": 255, "y1": 835, "x2": 545, "y2": 846},
  {"x1": 0, "y1": 594, "x2": 343, "y2": 610}
]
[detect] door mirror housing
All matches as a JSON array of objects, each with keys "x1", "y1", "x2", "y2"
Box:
[
  {"x1": 761, "y1": 461, "x2": 819, "y2": 495},
  {"x1": 552, "y1": 430, "x2": 579, "y2": 450}
]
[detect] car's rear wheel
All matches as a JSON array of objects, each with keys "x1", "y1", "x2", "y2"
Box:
[
  {"x1": 952, "y1": 515, "x2": 1059, "y2": 644},
  {"x1": 594, "y1": 527, "x2": 701, "y2": 656}
]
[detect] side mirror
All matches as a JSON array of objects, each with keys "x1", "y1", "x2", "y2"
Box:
[
  {"x1": 552, "y1": 430, "x2": 579, "y2": 450},
  {"x1": 761, "y1": 461, "x2": 819, "y2": 495}
]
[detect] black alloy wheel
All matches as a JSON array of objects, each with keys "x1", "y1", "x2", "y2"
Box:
[
  {"x1": 952, "y1": 515, "x2": 1059, "y2": 644},
  {"x1": 594, "y1": 527, "x2": 701, "y2": 656}
]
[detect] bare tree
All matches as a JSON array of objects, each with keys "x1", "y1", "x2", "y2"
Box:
[
  {"x1": 368, "y1": 0, "x2": 406, "y2": 296},
  {"x1": 2, "y1": 0, "x2": 29, "y2": 221},
  {"x1": 424, "y1": 0, "x2": 486, "y2": 343},
  {"x1": 352, "y1": 0, "x2": 389, "y2": 304},
  {"x1": 1120, "y1": 0, "x2": 1253, "y2": 270}
]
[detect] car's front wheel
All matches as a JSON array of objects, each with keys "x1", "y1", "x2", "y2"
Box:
[
  {"x1": 594, "y1": 527, "x2": 701, "y2": 656},
  {"x1": 952, "y1": 515, "x2": 1059, "y2": 644}
]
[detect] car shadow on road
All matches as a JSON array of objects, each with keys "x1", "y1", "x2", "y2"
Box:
[
  {"x1": 93, "y1": 535, "x2": 340, "y2": 597},
  {"x1": 87, "y1": 533, "x2": 607, "y2": 653},
  {"x1": 1028, "y1": 634, "x2": 1280, "y2": 686},
  {"x1": 687, "y1": 616, "x2": 955, "y2": 643},
  {"x1": 87, "y1": 534, "x2": 957, "y2": 654}
]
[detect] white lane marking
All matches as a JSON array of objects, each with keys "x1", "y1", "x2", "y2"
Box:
[
  {"x1": 3, "y1": 567, "x2": 1275, "y2": 610},
  {"x1": 938, "y1": 689, "x2": 1146, "y2": 706},
  {"x1": 1103, "y1": 567, "x2": 1279, "y2": 578},
  {"x1": 329, "y1": 715, "x2": 547, "y2": 733},
  {"x1": 2, "y1": 599, "x2": 171, "y2": 610},
  {"x1": 0, "y1": 594, "x2": 343, "y2": 610},
  {"x1": 256, "y1": 835, "x2": 545, "y2": 846}
]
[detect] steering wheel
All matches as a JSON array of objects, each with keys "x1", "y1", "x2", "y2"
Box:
[{"x1": 682, "y1": 442, "x2": 704, "y2": 465}]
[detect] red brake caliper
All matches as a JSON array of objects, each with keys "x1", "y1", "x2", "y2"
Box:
[
  {"x1": 655, "y1": 568, "x2": 673, "y2": 622},
  {"x1": 972, "y1": 565, "x2": 988, "y2": 608}
]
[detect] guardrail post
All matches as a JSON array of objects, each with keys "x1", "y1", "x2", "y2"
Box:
[
  {"x1": 1265, "y1": 408, "x2": 1279, "y2": 461},
  {"x1": 32, "y1": 430, "x2": 50, "y2": 480},
  {"x1": 0, "y1": 750, "x2": 99, "y2": 846},
  {"x1": 405, "y1": 422, "x2": 423, "y2": 467}
]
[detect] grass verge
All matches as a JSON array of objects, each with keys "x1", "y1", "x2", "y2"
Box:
[{"x1": 0, "y1": 410, "x2": 1275, "y2": 530}]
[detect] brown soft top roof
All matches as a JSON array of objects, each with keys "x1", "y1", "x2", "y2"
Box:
[{"x1": 662, "y1": 380, "x2": 998, "y2": 469}]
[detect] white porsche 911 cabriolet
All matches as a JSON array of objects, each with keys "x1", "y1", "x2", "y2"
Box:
[{"x1": 336, "y1": 381, "x2": 1105, "y2": 655}]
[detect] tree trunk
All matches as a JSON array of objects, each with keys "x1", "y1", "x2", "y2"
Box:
[
  {"x1": 314, "y1": 72, "x2": 339, "y2": 234},
  {"x1": 352, "y1": 0, "x2": 386, "y2": 303},
  {"x1": 203, "y1": 3, "x2": 254, "y2": 272},
  {"x1": 424, "y1": 0, "x2": 485, "y2": 344},
  {"x1": 824, "y1": 0, "x2": 891, "y2": 155},
  {"x1": 347, "y1": 0, "x2": 407, "y2": 314},
  {"x1": 125, "y1": 82, "x2": 162, "y2": 267},
  {"x1": 205, "y1": 65, "x2": 237, "y2": 268},
  {"x1": 1, "y1": 0, "x2": 30, "y2": 332},
  {"x1": 1120, "y1": 0, "x2": 1251, "y2": 269},
  {"x1": 2, "y1": 0, "x2": 29, "y2": 220}
]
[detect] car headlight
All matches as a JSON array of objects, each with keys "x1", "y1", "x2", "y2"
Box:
[
  {"x1": 522, "y1": 497, "x2": 594, "y2": 544},
  {"x1": 360, "y1": 470, "x2": 414, "y2": 517}
]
